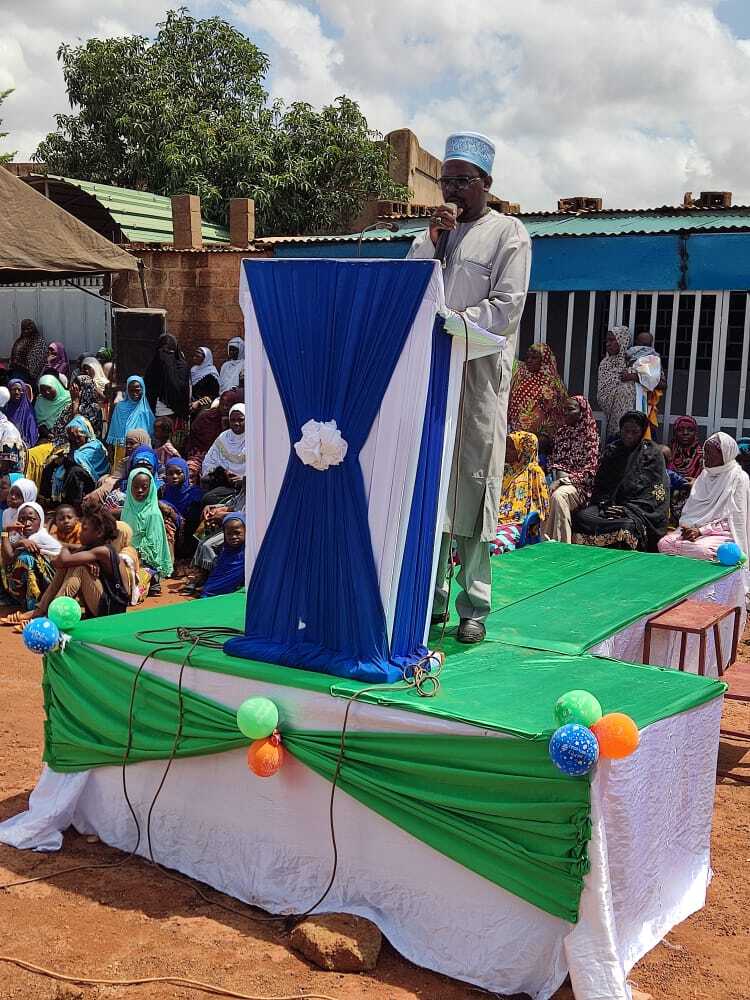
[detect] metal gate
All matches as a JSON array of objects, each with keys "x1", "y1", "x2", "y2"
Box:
[{"x1": 518, "y1": 289, "x2": 750, "y2": 440}]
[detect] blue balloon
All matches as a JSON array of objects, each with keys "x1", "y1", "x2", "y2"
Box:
[
  {"x1": 549, "y1": 723, "x2": 599, "y2": 776},
  {"x1": 717, "y1": 541, "x2": 742, "y2": 566},
  {"x1": 22, "y1": 617, "x2": 61, "y2": 655}
]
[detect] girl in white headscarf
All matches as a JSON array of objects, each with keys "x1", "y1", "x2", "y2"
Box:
[
  {"x1": 190, "y1": 347, "x2": 220, "y2": 412},
  {"x1": 659, "y1": 432, "x2": 750, "y2": 577},
  {"x1": 219, "y1": 337, "x2": 245, "y2": 394},
  {"x1": 201, "y1": 403, "x2": 245, "y2": 485},
  {"x1": 0, "y1": 500, "x2": 61, "y2": 619}
]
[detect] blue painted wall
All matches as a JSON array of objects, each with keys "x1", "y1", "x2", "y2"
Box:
[{"x1": 273, "y1": 231, "x2": 750, "y2": 290}]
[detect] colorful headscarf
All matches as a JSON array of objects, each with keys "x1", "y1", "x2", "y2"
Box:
[
  {"x1": 73, "y1": 373, "x2": 104, "y2": 436},
  {"x1": 190, "y1": 347, "x2": 220, "y2": 388},
  {"x1": 162, "y1": 457, "x2": 204, "y2": 516},
  {"x1": 34, "y1": 374, "x2": 72, "y2": 430},
  {"x1": 5, "y1": 379, "x2": 38, "y2": 447},
  {"x1": 596, "y1": 327, "x2": 635, "y2": 439},
  {"x1": 45, "y1": 342, "x2": 70, "y2": 379},
  {"x1": 66, "y1": 416, "x2": 110, "y2": 483},
  {"x1": 120, "y1": 468, "x2": 173, "y2": 577},
  {"x1": 498, "y1": 431, "x2": 550, "y2": 526},
  {"x1": 507, "y1": 344, "x2": 568, "y2": 438},
  {"x1": 124, "y1": 444, "x2": 163, "y2": 489},
  {"x1": 219, "y1": 338, "x2": 245, "y2": 394},
  {"x1": 669, "y1": 416, "x2": 704, "y2": 479},
  {"x1": 202, "y1": 512, "x2": 246, "y2": 598},
  {"x1": 106, "y1": 375, "x2": 155, "y2": 445},
  {"x1": 550, "y1": 395, "x2": 600, "y2": 499},
  {"x1": 80, "y1": 357, "x2": 109, "y2": 392}
]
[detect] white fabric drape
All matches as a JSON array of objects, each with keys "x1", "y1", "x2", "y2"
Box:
[{"x1": 0, "y1": 645, "x2": 722, "y2": 1000}]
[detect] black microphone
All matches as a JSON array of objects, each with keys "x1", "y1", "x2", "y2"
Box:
[{"x1": 435, "y1": 202, "x2": 459, "y2": 267}]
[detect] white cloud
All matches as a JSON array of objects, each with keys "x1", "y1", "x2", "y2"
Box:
[{"x1": 4, "y1": 0, "x2": 750, "y2": 210}]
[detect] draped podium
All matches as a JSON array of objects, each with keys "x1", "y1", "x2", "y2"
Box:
[{"x1": 225, "y1": 258, "x2": 503, "y2": 681}]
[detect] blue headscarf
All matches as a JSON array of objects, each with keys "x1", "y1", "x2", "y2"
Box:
[
  {"x1": 123, "y1": 444, "x2": 163, "y2": 489},
  {"x1": 107, "y1": 375, "x2": 155, "y2": 445},
  {"x1": 67, "y1": 416, "x2": 110, "y2": 482},
  {"x1": 162, "y1": 457, "x2": 204, "y2": 516},
  {"x1": 202, "y1": 512, "x2": 245, "y2": 598}
]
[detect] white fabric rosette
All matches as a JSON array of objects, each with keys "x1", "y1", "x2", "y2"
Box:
[{"x1": 293, "y1": 419, "x2": 348, "y2": 471}]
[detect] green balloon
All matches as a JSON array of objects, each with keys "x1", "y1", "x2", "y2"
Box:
[
  {"x1": 236, "y1": 697, "x2": 279, "y2": 740},
  {"x1": 554, "y1": 690, "x2": 603, "y2": 728},
  {"x1": 48, "y1": 596, "x2": 82, "y2": 631}
]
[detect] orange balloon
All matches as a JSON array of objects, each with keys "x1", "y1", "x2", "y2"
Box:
[
  {"x1": 247, "y1": 736, "x2": 284, "y2": 777},
  {"x1": 590, "y1": 713, "x2": 639, "y2": 759}
]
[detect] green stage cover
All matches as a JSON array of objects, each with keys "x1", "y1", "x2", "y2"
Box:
[
  {"x1": 431, "y1": 546, "x2": 734, "y2": 654},
  {"x1": 43, "y1": 642, "x2": 591, "y2": 923}
]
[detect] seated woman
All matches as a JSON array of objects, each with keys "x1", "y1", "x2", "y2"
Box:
[
  {"x1": 5, "y1": 379, "x2": 38, "y2": 447},
  {"x1": 106, "y1": 375, "x2": 155, "y2": 470},
  {"x1": 659, "y1": 433, "x2": 750, "y2": 565},
  {"x1": 544, "y1": 395, "x2": 600, "y2": 543},
  {"x1": 99, "y1": 443, "x2": 162, "y2": 516},
  {"x1": 200, "y1": 403, "x2": 245, "y2": 498},
  {"x1": 219, "y1": 338, "x2": 244, "y2": 394},
  {"x1": 572, "y1": 410, "x2": 669, "y2": 552},
  {"x1": 186, "y1": 388, "x2": 243, "y2": 484},
  {"x1": 0, "y1": 501, "x2": 61, "y2": 618},
  {"x1": 189, "y1": 347, "x2": 221, "y2": 414},
  {"x1": 25, "y1": 424, "x2": 54, "y2": 489},
  {"x1": 494, "y1": 432, "x2": 549, "y2": 552},
  {"x1": 33, "y1": 508, "x2": 131, "y2": 620},
  {"x1": 162, "y1": 458, "x2": 204, "y2": 561},
  {"x1": 84, "y1": 428, "x2": 151, "y2": 508},
  {"x1": 153, "y1": 416, "x2": 181, "y2": 473},
  {"x1": 70, "y1": 370, "x2": 105, "y2": 439},
  {"x1": 120, "y1": 469, "x2": 173, "y2": 595},
  {"x1": 201, "y1": 513, "x2": 246, "y2": 597},
  {"x1": 45, "y1": 416, "x2": 110, "y2": 508},
  {"x1": 668, "y1": 416, "x2": 703, "y2": 521},
  {"x1": 34, "y1": 374, "x2": 73, "y2": 445}
]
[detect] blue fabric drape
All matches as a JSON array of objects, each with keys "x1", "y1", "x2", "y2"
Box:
[
  {"x1": 390, "y1": 319, "x2": 451, "y2": 668},
  {"x1": 224, "y1": 259, "x2": 435, "y2": 682}
]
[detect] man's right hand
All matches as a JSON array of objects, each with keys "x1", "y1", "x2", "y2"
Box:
[{"x1": 429, "y1": 204, "x2": 458, "y2": 245}]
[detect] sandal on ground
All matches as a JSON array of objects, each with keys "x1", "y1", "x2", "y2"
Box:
[
  {"x1": 456, "y1": 619, "x2": 486, "y2": 644},
  {"x1": 0, "y1": 610, "x2": 33, "y2": 627}
]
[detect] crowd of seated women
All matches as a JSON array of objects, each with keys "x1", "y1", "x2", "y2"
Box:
[{"x1": 0, "y1": 320, "x2": 248, "y2": 627}]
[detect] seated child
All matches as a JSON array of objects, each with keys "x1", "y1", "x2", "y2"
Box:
[
  {"x1": 625, "y1": 332, "x2": 662, "y2": 420},
  {"x1": 34, "y1": 508, "x2": 130, "y2": 619},
  {"x1": 201, "y1": 513, "x2": 246, "y2": 598},
  {"x1": 0, "y1": 501, "x2": 61, "y2": 619},
  {"x1": 1, "y1": 478, "x2": 37, "y2": 530},
  {"x1": 50, "y1": 504, "x2": 81, "y2": 546},
  {"x1": 120, "y1": 469, "x2": 173, "y2": 596}
]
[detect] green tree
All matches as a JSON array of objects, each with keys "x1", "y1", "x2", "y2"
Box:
[
  {"x1": 35, "y1": 9, "x2": 406, "y2": 235},
  {"x1": 0, "y1": 89, "x2": 17, "y2": 164}
]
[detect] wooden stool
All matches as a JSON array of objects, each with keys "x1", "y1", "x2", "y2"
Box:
[{"x1": 642, "y1": 600, "x2": 741, "y2": 677}]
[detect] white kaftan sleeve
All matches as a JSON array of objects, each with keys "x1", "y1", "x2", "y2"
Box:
[{"x1": 463, "y1": 219, "x2": 531, "y2": 341}]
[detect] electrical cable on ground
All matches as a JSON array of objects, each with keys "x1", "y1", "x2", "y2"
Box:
[{"x1": 0, "y1": 957, "x2": 338, "y2": 1000}]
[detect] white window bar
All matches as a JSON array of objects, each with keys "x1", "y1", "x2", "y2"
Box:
[
  {"x1": 563, "y1": 292, "x2": 575, "y2": 385},
  {"x1": 711, "y1": 291, "x2": 730, "y2": 432},
  {"x1": 736, "y1": 293, "x2": 750, "y2": 438},
  {"x1": 533, "y1": 292, "x2": 542, "y2": 342},
  {"x1": 685, "y1": 291, "x2": 703, "y2": 416},
  {"x1": 539, "y1": 291, "x2": 549, "y2": 344},
  {"x1": 627, "y1": 291, "x2": 637, "y2": 337},
  {"x1": 583, "y1": 291, "x2": 596, "y2": 401},
  {"x1": 608, "y1": 291, "x2": 617, "y2": 328},
  {"x1": 615, "y1": 292, "x2": 624, "y2": 325},
  {"x1": 661, "y1": 292, "x2": 680, "y2": 436},
  {"x1": 648, "y1": 292, "x2": 658, "y2": 336}
]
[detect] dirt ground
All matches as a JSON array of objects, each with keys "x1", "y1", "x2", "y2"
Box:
[{"x1": 0, "y1": 582, "x2": 748, "y2": 1000}]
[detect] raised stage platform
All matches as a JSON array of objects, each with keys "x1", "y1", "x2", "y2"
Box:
[{"x1": 0, "y1": 545, "x2": 742, "y2": 1000}]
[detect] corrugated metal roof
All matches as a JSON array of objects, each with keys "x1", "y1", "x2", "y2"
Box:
[
  {"x1": 262, "y1": 209, "x2": 750, "y2": 246},
  {"x1": 521, "y1": 210, "x2": 750, "y2": 238},
  {"x1": 24, "y1": 175, "x2": 230, "y2": 245}
]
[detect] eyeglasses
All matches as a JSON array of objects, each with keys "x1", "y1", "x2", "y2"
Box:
[{"x1": 439, "y1": 175, "x2": 481, "y2": 190}]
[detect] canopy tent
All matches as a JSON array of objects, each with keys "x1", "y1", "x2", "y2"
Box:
[{"x1": 0, "y1": 167, "x2": 139, "y2": 283}]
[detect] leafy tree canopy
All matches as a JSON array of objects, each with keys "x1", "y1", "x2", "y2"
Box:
[
  {"x1": 1, "y1": 89, "x2": 17, "y2": 164},
  {"x1": 35, "y1": 9, "x2": 406, "y2": 235}
]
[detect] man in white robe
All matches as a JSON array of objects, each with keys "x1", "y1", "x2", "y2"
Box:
[{"x1": 407, "y1": 131, "x2": 531, "y2": 643}]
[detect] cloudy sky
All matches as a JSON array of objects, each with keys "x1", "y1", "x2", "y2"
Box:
[{"x1": 2, "y1": 0, "x2": 750, "y2": 211}]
